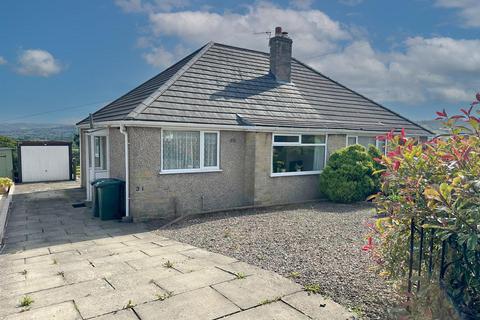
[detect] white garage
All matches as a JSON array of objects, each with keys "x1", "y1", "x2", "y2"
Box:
[{"x1": 19, "y1": 142, "x2": 73, "y2": 183}]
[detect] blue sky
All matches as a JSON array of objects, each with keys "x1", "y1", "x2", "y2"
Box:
[{"x1": 0, "y1": 0, "x2": 479, "y2": 124}]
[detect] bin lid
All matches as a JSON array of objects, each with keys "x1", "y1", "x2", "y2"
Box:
[
  {"x1": 96, "y1": 179, "x2": 124, "y2": 188},
  {"x1": 90, "y1": 178, "x2": 111, "y2": 186}
]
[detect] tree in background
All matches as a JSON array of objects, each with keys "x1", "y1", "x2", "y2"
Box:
[
  {"x1": 0, "y1": 135, "x2": 17, "y2": 149},
  {"x1": 0, "y1": 135, "x2": 18, "y2": 180}
]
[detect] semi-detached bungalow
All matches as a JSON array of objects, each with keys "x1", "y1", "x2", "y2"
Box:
[{"x1": 77, "y1": 27, "x2": 432, "y2": 221}]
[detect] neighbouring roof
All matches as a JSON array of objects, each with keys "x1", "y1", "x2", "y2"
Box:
[{"x1": 78, "y1": 42, "x2": 432, "y2": 135}]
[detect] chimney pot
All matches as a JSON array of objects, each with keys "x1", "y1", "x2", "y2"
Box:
[{"x1": 269, "y1": 27, "x2": 292, "y2": 83}]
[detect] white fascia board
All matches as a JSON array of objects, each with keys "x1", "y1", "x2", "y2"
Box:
[{"x1": 77, "y1": 120, "x2": 426, "y2": 137}]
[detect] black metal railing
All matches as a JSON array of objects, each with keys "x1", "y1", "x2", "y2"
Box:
[
  {"x1": 407, "y1": 218, "x2": 444, "y2": 293},
  {"x1": 407, "y1": 218, "x2": 479, "y2": 319}
]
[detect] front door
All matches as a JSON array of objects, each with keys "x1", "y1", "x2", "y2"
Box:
[{"x1": 86, "y1": 130, "x2": 109, "y2": 201}]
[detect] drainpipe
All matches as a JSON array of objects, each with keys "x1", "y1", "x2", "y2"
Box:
[{"x1": 119, "y1": 125, "x2": 131, "y2": 222}]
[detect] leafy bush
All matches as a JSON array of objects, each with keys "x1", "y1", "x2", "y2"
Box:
[
  {"x1": 0, "y1": 177, "x2": 13, "y2": 193},
  {"x1": 370, "y1": 93, "x2": 480, "y2": 318},
  {"x1": 319, "y1": 144, "x2": 379, "y2": 203}
]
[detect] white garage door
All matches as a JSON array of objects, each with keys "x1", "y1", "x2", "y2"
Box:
[{"x1": 21, "y1": 145, "x2": 70, "y2": 182}]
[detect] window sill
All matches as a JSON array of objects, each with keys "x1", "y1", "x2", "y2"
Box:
[
  {"x1": 270, "y1": 171, "x2": 321, "y2": 177},
  {"x1": 159, "y1": 169, "x2": 223, "y2": 175}
]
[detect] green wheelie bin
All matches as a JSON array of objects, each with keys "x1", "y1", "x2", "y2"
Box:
[
  {"x1": 96, "y1": 179, "x2": 125, "y2": 220},
  {"x1": 91, "y1": 178, "x2": 109, "y2": 217}
]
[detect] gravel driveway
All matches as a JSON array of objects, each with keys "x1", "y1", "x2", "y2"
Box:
[{"x1": 158, "y1": 202, "x2": 400, "y2": 320}]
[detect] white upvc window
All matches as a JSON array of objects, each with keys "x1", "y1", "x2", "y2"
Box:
[
  {"x1": 161, "y1": 130, "x2": 220, "y2": 174},
  {"x1": 94, "y1": 136, "x2": 107, "y2": 170},
  {"x1": 271, "y1": 134, "x2": 327, "y2": 177},
  {"x1": 346, "y1": 135, "x2": 387, "y2": 155}
]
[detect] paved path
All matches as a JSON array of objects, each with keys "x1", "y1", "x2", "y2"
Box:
[{"x1": 0, "y1": 182, "x2": 354, "y2": 320}]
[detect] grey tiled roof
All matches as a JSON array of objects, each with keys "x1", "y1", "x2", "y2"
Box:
[{"x1": 78, "y1": 42, "x2": 431, "y2": 135}]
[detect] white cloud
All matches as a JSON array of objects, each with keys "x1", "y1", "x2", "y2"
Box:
[
  {"x1": 115, "y1": 0, "x2": 144, "y2": 12},
  {"x1": 0, "y1": 56, "x2": 6, "y2": 65},
  {"x1": 119, "y1": 2, "x2": 479, "y2": 106},
  {"x1": 143, "y1": 44, "x2": 188, "y2": 68},
  {"x1": 148, "y1": 3, "x2": 350, "y2": 58},
  {"x1": 17, "y1": 49, "x2": 63, "y2": 77},
  {"x1": 436, "y1": 0, "x2": 480, "y2": 28},
  {"x1": 289, "y1": 0, "x2": 313, "y2": 9},
  {"x1": 312, "y1": 37, "x2": 480, "y2": 104},
  {"x1": 143, "y1": 46, "x2": 174, "y2": 67}
]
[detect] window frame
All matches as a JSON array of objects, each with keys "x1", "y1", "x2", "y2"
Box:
[
  {"x1": 273, "y1": 134, "x2": 301, "y2": 144},
  {"x1": 346, "y1": 135, "x2": 387, "y2": 155},
  {"x1": 160, "y1": 129, "x2": 221, "y2": 174},
  {"x1": 271, "y1": 133, "x2": 328, "y2": 177},
  {"x1": 94, "y1": 136, "x2": 107, "y2": 170},
  {"x1": 346, "y1": 135, "x2": 358, "y2": 146}
]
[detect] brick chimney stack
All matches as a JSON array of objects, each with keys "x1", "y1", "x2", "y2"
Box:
[{"x1": 269, "y1": 26, "x2": 292, "y2": 83}]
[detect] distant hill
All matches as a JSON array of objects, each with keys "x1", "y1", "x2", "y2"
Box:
[
  {"x1": 0, "y1": 123, "x2": 77, "y2": 141},
  {"x1": 0, "y1": 120, "x2": 448, "y2": 141}
]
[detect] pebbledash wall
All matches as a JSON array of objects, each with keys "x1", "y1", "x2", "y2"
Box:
[
  {"x1": 81, "y1": 126, "x2": 348, "y2": 221},
  {"x1": 127, "y1": 128, "x2": 348, "y2": 221},
  {"x1": 128, "y1": 127, "x2": 247, "y2": 221},
  {"x1": 108, "y1": 127, "x2": 126, "y2": 181}
]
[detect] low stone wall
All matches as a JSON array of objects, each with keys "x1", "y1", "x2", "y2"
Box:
[{"x1": 0, "y1": 184, "x2": 14, "y2": 246}]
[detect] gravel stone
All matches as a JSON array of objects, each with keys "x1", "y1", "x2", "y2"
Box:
[{"x1": 157, "y1": 202, "x2": 401, "y2": 320}]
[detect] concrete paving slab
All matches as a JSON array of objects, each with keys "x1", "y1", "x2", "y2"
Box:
[
  {"x1": 173, "y1": 257, "x2": 224, "y2": 273},
  {"x1": 282, "y1": 291, "x2": 355, "y2": 320},
  {"x1": 216, "y1": 261, "x2": 267, "y2": 277},
  {"x1": 125, "y1": 253, "x2": 189, "y2": 270},
  {"x1": 152, "y1": 239, "x2": 193, "y2": 247},
  {"x1": 6, "y1": 247, "x2": 50, "y2": 260},
  {"x1": 48, "y1": 242, "x2": 91, "y2": 254},
  {"x1": 181, "y1": 248, "x2": 238, "y2": 265},
  {"x1": 28, "y1": 279, "x2": 113, "y2": 310},
  {"x1": 107, "y1": 266, "x2": 180, "y2": 291},
  {"x1": 4, "y1": 234, "x2": 27, "y2": 243},
  {"x1": 1, "y1": 183, "x2": 353, "y2": 320},
  {"x1": 154, "y1": 267, "x2": 236, "y2": 295},
  {"x1": 122, "y1": 242, "x2": 163, "y2": 252},
  {"x1": 90, "y1": 309, "x2": 139, "y2": 320},
  {"x1": 3, "y1": 301, "x2": 82, "y2": 320},
  {"x1": 1, "y1": 274, "x2": 66, "y2": 297},
  {"x1": 75, "y1": 242, "x2": 128, "y2": 255},
  {"x1": 25, "y1": 251, "x2": 81, "y2": 265},
  {"x1": 63, "y1": 261, "x2": 134, "y2": 284},
  {"x1": 0, "y1": 271, "x2": 25, "y2": 286},
  {"x1": 222, "y1": 301, "x2": 310, "y2": 320},
  {"x1": 1, "y1": 279, "x2": 114, "y2": 318},
  {"x1": 75, "y1": 284, "x2": 163, "y2": 319},
  {"x1": 140, "y1": 243, "x2": 196, "y2": 256},
  {"x1": 93, "y1": 234, "x2": 139, "y2": 245},
  {"x1": 212, "y1": 274, "x2": 302, "y2": 310},
  {"x1": 89, "y1": 250, "x2": 148, "y2": 266},
  {"x1": 122, "y1": 237, "x2": 168, "y2": 247},
  {"x1": 134, "y1": 286, "x2": 240, "y2": 320},
  {"x1": 27, "y1": 230, "x2": 68, "y2": 241},
  {"x1": 25, "y1": 260, "x2": 93, "y2": 279}
]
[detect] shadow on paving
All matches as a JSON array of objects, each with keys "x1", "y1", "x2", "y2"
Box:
[
  {"x1": 1, "y1": 184, "x2": 161, "y2": 254},
  {"x1": 0, "y1": 182, "x2": 356, "y2": 320}
]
